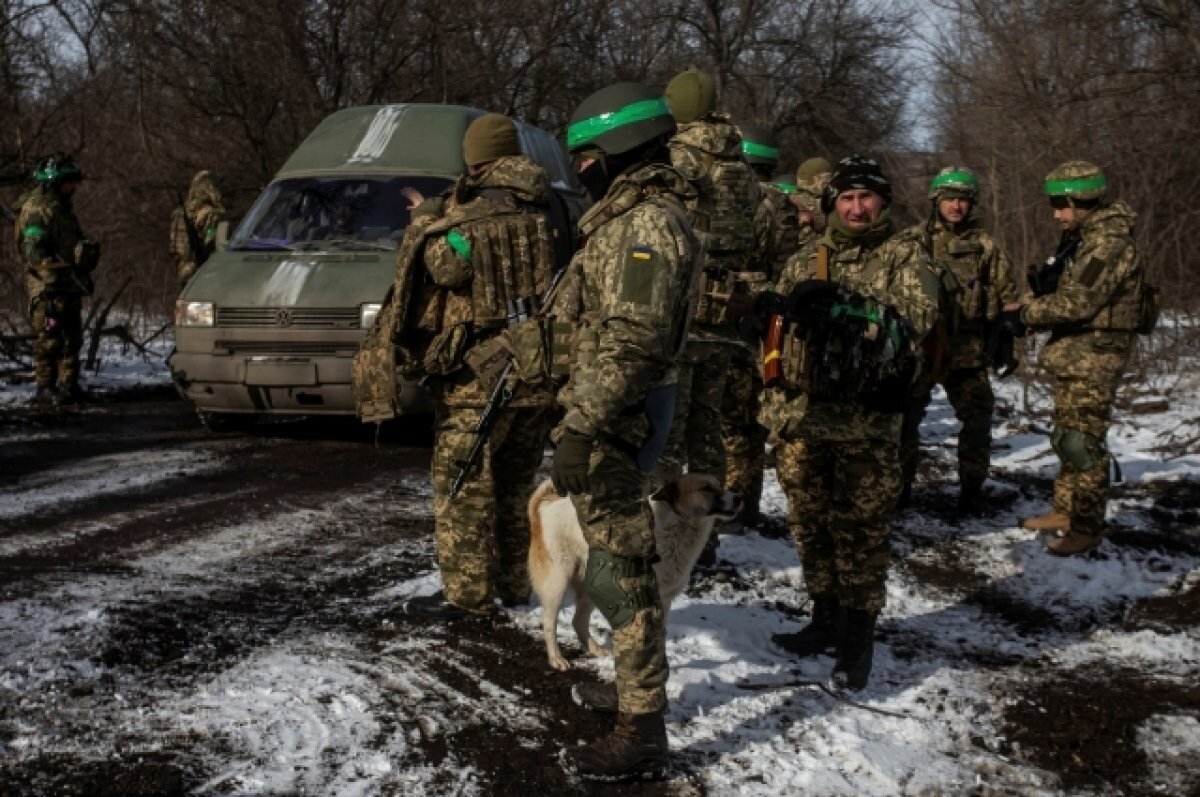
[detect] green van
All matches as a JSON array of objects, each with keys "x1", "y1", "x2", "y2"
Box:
[{"x1": 169, "y1": 104, "x2": 585, "y2": 429}]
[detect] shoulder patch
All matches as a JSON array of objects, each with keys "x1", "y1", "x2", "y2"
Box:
[{"x1": 620, "y1": 245, "x2": 659, "y2": 304}]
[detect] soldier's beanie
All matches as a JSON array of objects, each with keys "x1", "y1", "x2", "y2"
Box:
[
  {"x1": 1044, "y1": 160, "x2": 1107, "y2": 201},
  {"x1": 665, "y1": 68, "x2": 717, "y2": 124},
  {"x1": 821, "y1": 154, "x2": 891, "y2": 212},
  {"x1": 929, "y1": 166, "x2": 979, "y2": 200},
  {"x1": 796, "y1": 157, "x2": 833, "y2": 192},
  {"x1": 463, "y1": 114, "x2": 521, "y2": 167}
]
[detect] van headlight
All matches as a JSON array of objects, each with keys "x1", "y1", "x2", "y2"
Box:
[
  {"x1": 360, "y1": 303, "x2": 382, "y2": 328},
  {"x1": 175, "y1": 300, "x2": 215, "y2": 327}
]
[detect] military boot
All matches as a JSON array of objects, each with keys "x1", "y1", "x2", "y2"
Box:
[
  {"x1": 31, "y1": 385, "x2": 59, "y2": 405},
  {"x1": 832, "y1": 608, "x2": 877, "y2": 691},
  {"x1": 561, "y1": 711, "x2": 669, "y2": 782},
  {"x1": 571, "y1": 681, "x2": 618, "y2": 714},
  {"x1": 956, "y1": 486, "x2": 987, "y2": 517},
  {"x1": 1020, "y1": 511, "x2": 1070, "y2": 532},
  {"x1": 772, "y1": 597, "x2": 840, "y2": 657},
  {"x1": 1046, "y1": 531, "x2": 1102, "y2": 556}
]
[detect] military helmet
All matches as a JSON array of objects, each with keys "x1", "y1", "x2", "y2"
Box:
[
  {"x1": 1044, "y1": 160, "x2": 1107, "y2": 201},
  {"x1": 567, "y1": 82, "x2": 676, "y2": 156},
  {"x1": 772, "y1": 174, "x2": 798, "y2": 195},
  {"x1": 463, "y1": 114, "x2": 521, "y2": 167},
  {"x1": 738, "y1": 123, "x2": 780, "y2": 168},
  {"x1": 928, "y1": 166, "x2": 979, "y2": 200},
  {"x1": 664, "y1": 67, "x2": 717, "y2": 124},
  {"x1": 821, "y1": 154, "x2": 891, "y2": 213},
  {"x1": 33, "y1": 152, "x2": 83, "y2": 185}
]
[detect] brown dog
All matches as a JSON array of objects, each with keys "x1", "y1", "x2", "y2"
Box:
[{"x1": 527, "y1": 474, "x2": 741, "y2": 670}]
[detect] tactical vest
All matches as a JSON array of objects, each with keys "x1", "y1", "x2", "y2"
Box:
[
  {"x1": 693, "y1": 156, "x2": 761, "y2": 327},
  {"x1": 452, "y1": 209, "x2": 556, "y2": 330}
]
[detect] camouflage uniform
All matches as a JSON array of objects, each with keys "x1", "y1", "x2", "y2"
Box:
[
  {"x1": 793, "y1": 158, "x2": 832, "y2": 253},
  {"x1": 1022, "y1": 199, "x2": 1143, "y2": 539},
  {"x1": 170, "y1": 170, "x2": 225, "y2": 289},
  {"x1": 898, "y1": 213, "x2": 1017, "y2": 498},
  {"x1": 18, "y1": 184, "x2": 90, "y2": 393},
  {"x1": 421, "y1": 154, "x2": 561, "y2": 611},
  {"x1": 553, "y1": 161, "x2": 700, "y2": 715},
  {"x1": 760, "y1": 214, "x2": 940, "y2": 613}
]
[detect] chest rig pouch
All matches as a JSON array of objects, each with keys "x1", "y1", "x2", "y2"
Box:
[{"x1": 694, "y1": 155, "x2": 760, "y2": 326}]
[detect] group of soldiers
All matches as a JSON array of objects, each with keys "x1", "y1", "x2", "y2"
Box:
[
  {"x1": 376, "y1": 68, "x2": 1151, "y2": 783},
  {"x1": 17, "y1": 155, "x2": 223, "y2": 406}
]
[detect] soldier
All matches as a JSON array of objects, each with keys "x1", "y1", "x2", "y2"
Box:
[
  {"x1": 170, "y1": 170, "x2": 225, "y2": 290},
  {"x1": 753, "y1": 156, "x2": 940, "y2": 689},
  {"x1": 18, "y1": 153, "x2": 99, "y2": 405},
  {"x1": 551, "y1": 83, "x2": 700, "y2": 780},
  {"x1": 898, "y1": 167, "x2": 1018, "y2": 514},
  {"x1": 401, "y1": 114, "x2": 565, "y2": 620},
  {"x1": 793, "y1": 156, "x2": 833, "y2": 250},
  {"x1": 723, "y1": 122, "x2": 801, "y2": 531},
  {"x1": 1011, "y1": 162, "x2": 1148, "y2": 555},
  {"x1": 659, "y1": 68, "x2": 763, "y2": 560}
]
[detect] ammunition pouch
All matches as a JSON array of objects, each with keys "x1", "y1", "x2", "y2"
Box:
[
  {"x1": 694, "y1": 261, "x2": 760, "y2": 327},
  {"x1": 462, "y1": 330, "x2": 511, "y2": 388},
  {"x1": 422, "y1": 323, "x2": 472, "y2": 377},
  {"x1": 584, "y1": 549, "x2": 660, "y2": 630},
  {"x1": 1051, "y1": 427, "x2": 1104, "y2": 472},
  {"x1": 549, "y1": 319, "x2": 573, "y2": 378}
]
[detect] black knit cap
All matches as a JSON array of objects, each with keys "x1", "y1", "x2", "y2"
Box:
[{"x1": 821, "y1": 154, "x2": 892, "y2": 213}]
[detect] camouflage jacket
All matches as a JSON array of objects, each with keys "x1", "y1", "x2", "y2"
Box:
[
  {"x1": 755, "y1": 182, "x2": 803, "y2": 286},
  {"x1": 1023, "y1": 200, "x2": 1142, "y2": 382},
  {"x1": 417, "y1": 155, "x2": 558, "y2": 408},
  {"x1": 760, "y1": 215, "x2": 941, "y2": 442},
  {"x1": 897, "y1": 216, "x2": 1017, "y2": 370},
  {"x1": 669, "y1": 115, "x2": 764, "y2": 332},
  {"x1": 18, "y1": 186, "x2": 88, "y2": 299},
  {"x1": 170, "y1": 171, "x2": 225, "y2": 269},
  {"x1": 552, "y1": 162, "x2": 700, "y2": 442}
]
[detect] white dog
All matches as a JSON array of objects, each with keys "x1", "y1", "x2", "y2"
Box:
[{"x1": 527, "y1": 473, "x2": 741, "y2": 670}]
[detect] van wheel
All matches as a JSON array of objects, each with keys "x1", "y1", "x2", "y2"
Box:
[{"x1": 198, "y1": 411, "x2": 256, "y2": 433}]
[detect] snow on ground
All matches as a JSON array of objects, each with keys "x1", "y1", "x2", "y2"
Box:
[{"x1": 2, "y1": 323, "x2": 1198, "y2": 795}]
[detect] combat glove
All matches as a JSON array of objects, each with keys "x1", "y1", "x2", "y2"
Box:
[
  {"x1": 786, "y1": 280, "x2": 840, "y2": 322},
  {"x1": 551, "y1": 429, "x2": 594, "y2": 495}
]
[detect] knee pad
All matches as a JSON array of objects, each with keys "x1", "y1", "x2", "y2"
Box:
[
  {"x1": 584, "y1": 549, "x2": 659, "y2": 630},
  {"x1": 1052, "y1": 427, "x2": 1102, "y2": 472}
]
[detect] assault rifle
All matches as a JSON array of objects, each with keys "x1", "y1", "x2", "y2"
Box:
[
  {"x1": 1027, "y1": 232, "x2": 1081, "y2": 298},
  {"x1": 450, "y1": 266, "x2": 567, "y2": 498}
]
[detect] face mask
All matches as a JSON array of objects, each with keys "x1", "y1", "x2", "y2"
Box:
[{"x1": 578, "y1": 158, "x2": 613, "y2": 202}]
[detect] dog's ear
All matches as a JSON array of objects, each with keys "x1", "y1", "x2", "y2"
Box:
[{"x1": 650, "y1": 480, "x2": 680, "y2": 506}]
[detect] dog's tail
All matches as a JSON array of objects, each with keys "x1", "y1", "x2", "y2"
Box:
[{"x1": 527, "y1": 479, "x2": 560, "y2": 577}]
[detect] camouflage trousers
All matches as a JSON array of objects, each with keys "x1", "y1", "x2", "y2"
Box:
[
  {"x1": 1052, "y1": 376, "x2": 1119, "y2": 537},
  {"x1": 570, "y1": 437, "x2": 667, "y2": 715},
  {"x1": 658, "y1": 339, "x2": 730, "y2": 483},
  {"x1": 901, "y1": 366, "x2": 995, "y2": 495},
  {"x1": 722, "y1": 342, "x2": 767, "y2": 516},
  {"x1": 30, "y1": 296, "x2": 83, "y2": 389},
  {"x1": 775, "y1": 435, "x2": 901, "y2": 613},
  {"x1": 431, "y1": 400, "x2": 552, "y2": 611}
]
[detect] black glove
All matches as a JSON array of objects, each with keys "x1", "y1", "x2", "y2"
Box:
[
  {"x1": 987, "y1": 310, "x2": 1024, "y2": 377},
  {"x1": 997, "y1": 308, "x2": 1026, "y2": 338},
  {"x1": 551, "y1": 429, "x2": 594, "y2": 495},
  {"x1": 786, "y1": 280, "x2": 840, "y2": 322}
]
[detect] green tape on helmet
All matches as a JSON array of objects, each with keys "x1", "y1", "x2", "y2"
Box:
[
  {"x1": 22, "y1": 225, "x2": 47, "y2": 240},
  {"x1": 773, "y1": 180, "x2": 797, "y2": 194},
  {"x1": 1044, "y1": 173, "x2": 1107, "y2": 198},
  {"x1": 930, "y1": 169, "x2": 979, "y2": 195},
  {"x1": 742, "y1": 140, "x2": 780, "y2": 162},
  {"x1": 446, "y1": 229, "x2": 472, "y2": 261},
  {"x1": 566, "y1": 97, "x2": 672, "y2": 151}
]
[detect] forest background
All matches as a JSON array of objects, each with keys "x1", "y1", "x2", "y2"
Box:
[{"x1": 0, "y1": 0, "x2": 1197, "y2": 328}]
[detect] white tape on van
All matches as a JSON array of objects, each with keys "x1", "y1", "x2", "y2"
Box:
[
  {"x1": 347, "y1": 105, "x2": 403, "y2": 164},
  {"x1": 261, "y1": 260, "x2": 317, "y2": 306}
]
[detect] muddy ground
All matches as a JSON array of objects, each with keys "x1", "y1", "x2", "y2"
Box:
[{"x1": 1, "y1": 391, "x2": 1198, "y2": 796}]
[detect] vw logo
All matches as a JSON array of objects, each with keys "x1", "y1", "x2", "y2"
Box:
[{"x1": 275, "y1": 308, "x2": 294, "y2": 327}]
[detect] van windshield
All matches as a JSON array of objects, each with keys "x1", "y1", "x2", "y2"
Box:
[{"x1": 229, "y1": 175, "x2": 453, "y2": 252}]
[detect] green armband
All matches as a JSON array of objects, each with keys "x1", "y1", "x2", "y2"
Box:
[
  {"x1": 446, "y1": 229, "x2": 472, "y2": 261},
  {"x1": 22, "y1": 225, "x2": 46, "y2": 240}
]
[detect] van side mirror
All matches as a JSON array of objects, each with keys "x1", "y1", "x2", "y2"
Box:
[{"x1": 215, "y1": 220, "x2": 230, "y2": 251}]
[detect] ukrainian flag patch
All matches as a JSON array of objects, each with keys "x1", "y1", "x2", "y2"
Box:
[{"x1": 631, "y1": 246, "x2": 654, "y2": 261}]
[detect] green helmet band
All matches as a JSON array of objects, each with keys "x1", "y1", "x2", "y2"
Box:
[
  {"x1": 742, "y1": 140, "x2": 780, "y2": 162},
  {"x1": 567, "y1": 97, "x2": 672, "y2": 151},
  {"x1": 773, "y1": 180, "x2": 797, "y2": 194},
  {"x1": 930, "y1": 170, "x2": 978, "y2": 195},
  {"x1": 35, "y1": 163, "x2": 81, "y2": 183},
  {"x1": 1044, "y1": 173, "x2": 1107, "y2": 197}
]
